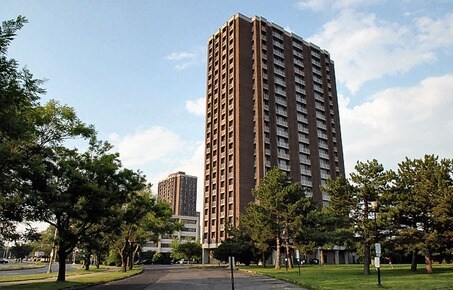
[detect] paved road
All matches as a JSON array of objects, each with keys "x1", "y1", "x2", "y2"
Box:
[{"x1": 89, "y1": 265, "x2": 304, "y2": 290}]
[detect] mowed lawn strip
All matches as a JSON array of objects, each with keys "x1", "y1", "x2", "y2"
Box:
[
  {"x1": 0, "y1": 266, "x2": 143, "y2": 290},
  {"x1": 241, "y1": 264, "x2": 453, "y2": 290}
]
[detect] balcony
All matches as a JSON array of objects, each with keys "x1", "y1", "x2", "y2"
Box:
[
  {"x1": 300, "y1": 158, "x2": 311, "y2": 165},
  {"x1": 298, "y1": 125, "x2": 309, "y2": 133},
  {"x1": 277, "y1": 141, "x2": 289, "y2": 149},
  {"x1": 301, "y1": 169, "x2": 312, "y2": 176},
  {"x1": 300, "y1": 147, "x2": 310, "y2": 154},
  {"x1": 298, "y1": 136, "x2": 309, "y2": 144}
]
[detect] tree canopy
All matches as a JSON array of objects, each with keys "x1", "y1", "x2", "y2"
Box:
[
  {"x1": 242, "y1": 167, "x2": 316, "y2": 269},
  {"x1": 0, "y1": 16, "x2": 180, "y2": 282}
]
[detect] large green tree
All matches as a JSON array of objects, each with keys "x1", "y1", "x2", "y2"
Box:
[
  {"x1": 0, "y1": 15, "x2": 43, "y2": 239},
  {"x1": 382, "y1": 155, "x2": 453, "y2": 273},
  {"x1": 324, "y1": 160, "x2": 391, "y2": 275},
  {"x1": 176, "y1": 240, "x2": 202, "y2": 264},
  {"x1": 111, "y1": 191, "x2": 180, "y2": 272},
  {"x1": 244, "y1": 168, "x2": 315, "y2": 270},
  {"x1": 238, "y1": 213, "x2": 273, "y2": 267},
  {"x1": 29, "y1": 139, "x2": 146, "y2": 281},
  {"x1": 319, "y1": 175, "x2": 356, "y2": 264},
  {"x1": 0, "y1": 16, "x2": 94, "y2": 243}
]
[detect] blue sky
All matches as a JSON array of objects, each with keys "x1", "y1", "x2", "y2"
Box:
[{"x1": 2, "y1": 0, "x2": 453, "y2": 213}]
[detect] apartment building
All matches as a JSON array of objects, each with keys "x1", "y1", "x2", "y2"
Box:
[
  {"x1": 202, "y1": 14, "x2": 345, "y2": 260},
  {"x1": 158, "y1": 171, "x2": 197, "y2": 217},
  {"x1": 142, "y1": 214, "x2": 200, "y2": 254}
]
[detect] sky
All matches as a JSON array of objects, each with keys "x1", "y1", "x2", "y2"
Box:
[{"x1": 2, "y1": 0, "x2": 453, "y2": 214}]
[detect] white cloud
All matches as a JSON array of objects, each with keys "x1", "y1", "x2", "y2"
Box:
[
  {"x1": 110, "y1": 127, "x2": 206, "y2": 212},
  {"x1": 295, "y1": 0, "x2": 379, "y2": 11},
  {"x1": 415, "y1": 13, "x2": 453, "y2": 50},
  {"x1": 308, "y1": 10, "x2": 453, "y2": 93},
  {"x1": 165, "y1": 46, "x2": 206, "y2": 71},
  {"x1": 341, "y1": 74, "x2": 453, "y2": 174},
  {"x1": 110, "y1": 126, "x2": 183, "y2": 168},
  {"x1": 185, "y1": 97, "x2": 206, "y2": 116},
  {"x1": 295, "y1": 0, "x2": 327, "y2": 11},
  {"x1": 165, "y1": 51, "x2": 197, "y2": 61}
]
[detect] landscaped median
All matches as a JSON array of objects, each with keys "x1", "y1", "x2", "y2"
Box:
[
  {"x1": 239, "y1": 264, "x2": 453, "y2": 290},
  {"x1": 0, "y1": 265, "x2": 143, "y2": 289}
]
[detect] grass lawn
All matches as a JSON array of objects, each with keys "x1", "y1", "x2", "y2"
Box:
[
  {"x1": 241, "y1": 264, "x2": 453, "y2": 290},
  {"x1": 0, "y1": 265, "x2": 143, "y2": 289}
]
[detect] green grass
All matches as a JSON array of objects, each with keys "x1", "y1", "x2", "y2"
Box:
[
  {"x1": 0, "y1": 265, "x2": 143, "y2": 289},
  {"x1": 240, "y1": 264, "x2": 453, "y2": 290}
]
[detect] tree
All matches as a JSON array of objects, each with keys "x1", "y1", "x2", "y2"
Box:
[
  {"x1": 78, "y1": 223, "x2": 113, "y2": 270},
  {"x1": 235, "y1": 216, "x2": 273, "y2": 266},
  {"x1": 213, "y1": 238, "x2": 256, "y2": 266},
  {"x1": 28, "y1": 139, "x2": 145, "y2": 281},
  {"x1": 0, "y1": 15, "x2": 43, "y2": 240},
  {"x1": 319, "y1": 175, "x2": 356, "y2": 265},
  {"x1": 324, "y1": 160, "x2": 391, "y2": 275},
  {"x1": 0, "y1": 16, "x2": 95, "y2": 243},
  {"x1": 111, "y1": 192, "x2": 180, "y2": 272},
  {"x1": 243, "y1": 168, "x2": 315, "y2": 270},
  {"x1": 177, "y1": 240, "x2": 202, "y2": 263},
  {"x1": 170, "y1": 238, "x2": 184, "y2": 261},
  {"x1": 30, "y1": 226, "x2": 57, "y2": 260},
  {"x1": 9, "y1": 243, "x2": 33, "y2": 260},
  {"x1": 382, "y1": 155, "x2": 453, "y2": 273}
]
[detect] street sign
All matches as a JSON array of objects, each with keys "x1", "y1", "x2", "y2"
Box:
[
  {"x1": 375, "y1": 243, "x2": 381, "y2": 257},
  {"x1": 375, "y1": 257, "x2": 381, "y2": 268}
]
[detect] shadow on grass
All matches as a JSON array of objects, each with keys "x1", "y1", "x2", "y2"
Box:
[{"x1": 0, "y1": 281, "x2": 84, "y2": 290}]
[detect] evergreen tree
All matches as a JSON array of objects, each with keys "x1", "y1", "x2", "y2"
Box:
[{"x1": 383, "y1": 155, "x2": 453, "y2": 273}]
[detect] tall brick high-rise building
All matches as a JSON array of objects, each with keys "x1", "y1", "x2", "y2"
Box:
[
  {"x1": 202, "y1": 14, "x2": 345, "y2": 259},
  {"x1": 158, "y1": 171, "x2": 197, "y2": 217}
]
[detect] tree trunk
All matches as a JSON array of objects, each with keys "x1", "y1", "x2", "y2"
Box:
[
  {"x1": 121, "y1": 253, "x2": 127, "y2": 272},
  {"x1": 129, "y1": 243, "x2": 139, "y2": 270},
  {"x1": 275, "y1": 235, "x2": 281, "y2": 270},
  {"x1": 410, "y1": 250, "x2": 417, "y2": 272},
  {"x1": 262, "y1": 252, "x2": 266, "y2": 267},
  {"x1": 128, "y1": 250, "x2": 133, "y2": 270},
  {"x1": 83, "y1": 251, "x2": 91, "y2": 270},
  {"x1": 57, "y1": 247, "x2": 68, "y2": 282},
  {"x1": 424, "y1": 248, "x2": 433, "y2": 274},
  {"x1": 120, "y1": 238, "x2": 129, "y2": 273},
  {"x1": 285, "y1": 237, "x2": 293, "y2": 269},
  {"x1": 363, "y1": 244, "x2": 371, "y2": 275},
  {"x1": 320, "y1": 248, "x2": 325, "y2": 266},
  {"x1": 120, "y1": 245, "x2": 128, "y2": 272},
  {"x1": 84, "y1": 256, "x2": 90, "y2": 271},
  {"x1": 96, "y1": 253, "x2": 101, "y2": 269}
]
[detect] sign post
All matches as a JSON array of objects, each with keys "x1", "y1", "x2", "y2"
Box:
[
  {"x1": 229, "y1": 256, "x2": 235, "y2": 290},
  {"x1": 295, "y1": 250, "x2": 301, "y2": 275},
  {"x1": 374, "y1": 243, "x2": 382, "y2": 287}
]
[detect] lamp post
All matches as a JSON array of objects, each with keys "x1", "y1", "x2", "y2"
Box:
[{"x1": 371, "y1": 201, "x2": 382, "y2": 287}]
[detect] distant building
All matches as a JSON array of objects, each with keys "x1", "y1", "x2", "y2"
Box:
[
  {"x1": 202, "y1": 14, "x2": 345, "y2": 259},
  {"x1": 158, "y1": 171, "x2": 197, "y2": 216},
  {"x1": 142, "y1": 214, "x2": 200, "y2": 253}
]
